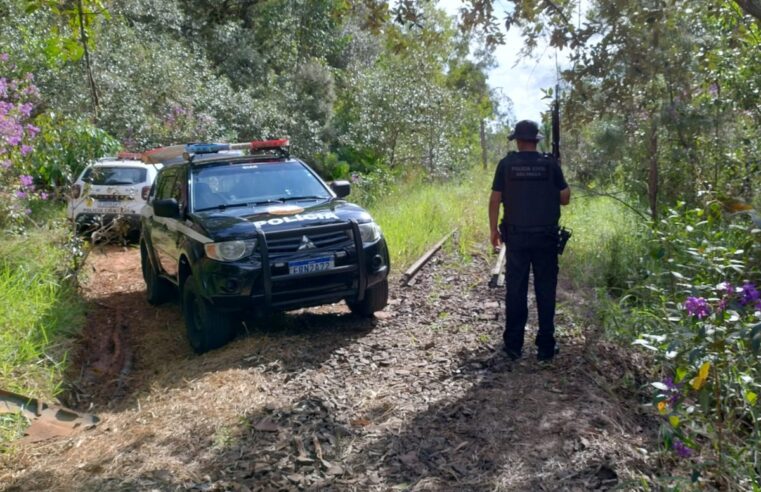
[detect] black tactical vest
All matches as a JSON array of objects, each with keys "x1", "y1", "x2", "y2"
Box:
[{"x1": 502, "y1": 152, "x2": 561, "y2": 227}]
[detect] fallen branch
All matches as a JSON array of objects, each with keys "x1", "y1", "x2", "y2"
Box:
[{"x1": 403, "y1": 229, "x2": 457, "y2": 285}]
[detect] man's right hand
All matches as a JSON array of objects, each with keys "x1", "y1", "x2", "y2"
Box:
[{"x1": 490, "y1": 229, "x2": 502, "y2": 250}]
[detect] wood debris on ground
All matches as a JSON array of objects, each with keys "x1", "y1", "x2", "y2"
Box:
[{"x1": 1, "y1": 245, "x2": 661, "y2": 491}]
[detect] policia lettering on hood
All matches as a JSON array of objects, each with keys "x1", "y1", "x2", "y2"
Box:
[
  {"x1": 488, "y1": 119, "x2": 572, "y2": 364},
  {"x1": 254, "y1": 212, "x2": 339, "y2": 228}
]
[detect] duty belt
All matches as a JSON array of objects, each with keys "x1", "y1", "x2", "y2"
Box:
[{"x1": 505, "y1": 225, "x2": 558, "y2": 233}]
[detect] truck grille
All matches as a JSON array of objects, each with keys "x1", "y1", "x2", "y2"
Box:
[
  {"x1": 89, "y1": 194, "x2": 132, "y2": 201},
  {"x1": 266, "y1": 229, "x2": 353, "y2": 254}
]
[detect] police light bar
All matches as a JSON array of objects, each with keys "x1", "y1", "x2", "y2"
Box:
[
  {"x1": 117, "y1": 151, "x2": 143, "y2": 160},
  {"x1": 250, "y1": 139, "x2": 289, "y2": 151},
  {"x1": 142, "y1": 139, "x2": 290, "y2": 164}
]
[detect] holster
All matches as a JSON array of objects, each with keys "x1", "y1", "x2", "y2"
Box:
[{"x1": 558, "y1": 226, "x2": 572, "y2": 255}]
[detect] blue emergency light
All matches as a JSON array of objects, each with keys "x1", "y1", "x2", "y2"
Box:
[{"x1": 185, "y1": 143, "x2": 229, "y2": 154}]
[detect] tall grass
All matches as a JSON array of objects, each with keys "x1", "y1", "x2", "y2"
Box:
[
  {"x1": 0, "y1": 226, "x2": 84, "y2": 401},
  {"x1": 368, "y1": 168, "x2": 491, "y2": 269},
  {"x1": 559, "y1": 193, "x2": 647, "y2": 292}
]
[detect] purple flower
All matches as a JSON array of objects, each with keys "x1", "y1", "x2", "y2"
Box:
[
  {"x1": 20, "y1": 145, "x2": 32, "y2": 156},
  {"x1": 0, "y1": 53, "x2": 8, "y2": 62},
  {"x1": 740, "y1": 282, "x2": 760, "y2": 307},
  {"x1": 663, "y1": 377, "x2": 681, "y2": 405},
  {"x1": 19, "y1": 174, "x2": 33, "y2": 187},
  {"x1": 15, "y1": 191, "x2": 27, "y2": 199},
  {"x1": 1, "y1": 159, "x2": 10, "y2": 169},
  {"x1": 26, "y1": 124, "x2": 40, "y2": 137},
  {"x1": 685, "y1": 296, "x2": 710, "y2": 319},
  {"x1": 6, "y1": 135, "x2": 21, "y2": 146},
  {"x1": 672, "y1": 439, "x2": 692, "y2": 458},
  {"x1": 18, "y1": 103, "x2": 33, "y2": 117},
  {"x1": 39, "y1": 192, "x2": 48, "y2": 200}
]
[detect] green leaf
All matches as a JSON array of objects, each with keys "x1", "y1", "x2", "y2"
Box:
[{"x1": 676, "y1": 367, "x2": 688, "y2": 382}]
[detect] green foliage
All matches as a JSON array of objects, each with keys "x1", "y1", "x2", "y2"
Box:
[
  {"x1": 559, "y1": 194, "x2": 646, "y2": 293},
  {"x1": 600, "y1": 201, "x2": 761, "y2": 485},
  {"x1": 368, "y1": 167, "x2": 491, "y2": 269},
  {"x1": 0, "y1": 222, "x2": 85, "y2": 400},
  {"x1": 29, "y1": 114, "x2": 121, "y2": 187}
]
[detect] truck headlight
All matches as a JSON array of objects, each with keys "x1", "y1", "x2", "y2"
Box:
[
  {"x1": 204, "y1": 239, "x2": 257, "y2": 262},
  {"x1": 358, "y1": 221, "x2": 382, "y2": 243}
]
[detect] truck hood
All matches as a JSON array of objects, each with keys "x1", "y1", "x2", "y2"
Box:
[{"x1": 192, "y1": 199, "x2": 373, "y2": 242}]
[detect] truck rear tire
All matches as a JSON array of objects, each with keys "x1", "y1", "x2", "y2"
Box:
[
  {"x1": 348, "y1": 278, "x2": 389, "y2": 317},
  {"x1": 182, "y1": 275, "x2": 237, "y2": 353},
  {"x1": 141, "y1": 242, "x2": 173, "y2": 305}
]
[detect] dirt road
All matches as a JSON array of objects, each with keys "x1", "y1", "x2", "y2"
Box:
[{"x1": 1, "y1": 245, "x2": 660, "y2": 491}]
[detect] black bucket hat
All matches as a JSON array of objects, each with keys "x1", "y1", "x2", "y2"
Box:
[{"x1": 508, "y1": 120, "x2": 544, "y2": 142}]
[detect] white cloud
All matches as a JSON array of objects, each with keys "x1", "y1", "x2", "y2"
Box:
[{"x1": 438, "y1": 0, "x2": 571, "y2": 123}]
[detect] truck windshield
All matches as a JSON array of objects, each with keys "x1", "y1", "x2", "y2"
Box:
[
  {"x1": 192, "y1": 161, "x2": 330, "y2": 212},
  {"x1": 83, "y1": 166, "x2": 147, "y2": 185}
]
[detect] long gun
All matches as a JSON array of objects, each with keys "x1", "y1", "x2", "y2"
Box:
[{"x1": 551, "y1": 84, "x2": 560, "y2": 164}]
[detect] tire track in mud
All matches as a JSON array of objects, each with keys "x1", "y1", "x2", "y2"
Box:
[{"x1": 2, "y1": 244, "x2": 661, "y2": 491}]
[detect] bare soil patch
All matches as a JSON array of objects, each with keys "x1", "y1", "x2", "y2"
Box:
[{"x1": 1, "y1": 244, "x2": 661, "y2": 491}]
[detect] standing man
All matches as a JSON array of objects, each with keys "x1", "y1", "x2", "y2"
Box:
[{"x1": 488, "y1": 120, "x2": 571, "y2": 362}]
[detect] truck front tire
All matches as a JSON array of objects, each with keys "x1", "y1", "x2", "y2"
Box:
[
  {"x1": 182, "y1": 275, "x2": 238, "y2": 353},
  {"x1": 141, "y1": 242, "x2": 174, "y2": 305},
  {"x1": 348, "y1": 278, "x2": 389, "y2": 317}
]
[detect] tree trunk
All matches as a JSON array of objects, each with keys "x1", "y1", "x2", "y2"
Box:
[
  {"x1": 76, "y1": 0, "x2": 99, "y2": 121},
  {"x1": 648, "y1": 121, "x2": 659, "y2": 221},
  {"x1": 480, "y1": 119, "x2": 487, "y2": 169}
]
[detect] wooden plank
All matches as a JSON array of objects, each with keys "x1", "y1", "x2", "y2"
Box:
[
  {"x1": 489, "y1": 244, "x2": 507, "y2": 288},
  {"x1": 403, "y1": 229, "x2": 457, "y2": 284}
]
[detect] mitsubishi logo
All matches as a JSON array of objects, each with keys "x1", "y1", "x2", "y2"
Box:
[{"x1": 298, "y1": 235, "x2": 316, "y2": 250}]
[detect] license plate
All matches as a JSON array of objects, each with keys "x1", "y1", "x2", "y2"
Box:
[
  {"x1": 84, "y1": 207, "x2": 128, "y2": 215},
  {"x1": 97, "y1": 200, "x2": 121, "y2": 208},
  {"x1": 289, "y1": 256, "x2": 334, "y2": 275}
]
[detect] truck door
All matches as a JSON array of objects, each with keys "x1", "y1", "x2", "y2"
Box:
[{"x1": 150, "y1": 168, "x2": 179, "y2": 279}]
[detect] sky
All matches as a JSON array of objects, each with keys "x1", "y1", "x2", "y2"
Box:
[{"x1": 438, "y1": 0, "x2": 572, "y2": 123}]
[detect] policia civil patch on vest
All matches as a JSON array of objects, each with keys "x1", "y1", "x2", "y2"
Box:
[{"x1": 508, "y1": 164, "x2": 549, "y2": 181}]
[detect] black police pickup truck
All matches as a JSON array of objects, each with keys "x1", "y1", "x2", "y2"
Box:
[{"x1": 139, "y1": 140, "x2": 390, "y2": 353}]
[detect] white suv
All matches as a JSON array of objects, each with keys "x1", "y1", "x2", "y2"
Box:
[{"x1": 67, "y1": 154, "x2": 162, "y2": 238}]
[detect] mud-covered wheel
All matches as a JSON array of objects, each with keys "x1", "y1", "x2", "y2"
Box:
[
  {"x1": 182, "y1": 275, "x2": 237, "y2": 353},
  {"x1": 141, "y1": 242, "x2": 173, "y2": 305},
  {"x1": 348, "y1": 278, "x2": 389, "y2": 317}
]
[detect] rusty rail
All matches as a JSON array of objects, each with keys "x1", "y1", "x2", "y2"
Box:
[{"x1": 403, "y1": 229, "x2": 457, "y2": 285}]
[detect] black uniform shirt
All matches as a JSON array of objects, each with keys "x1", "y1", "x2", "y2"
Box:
[{"x1": 491, "y1": 151, "x2": 568, "y2": 227}]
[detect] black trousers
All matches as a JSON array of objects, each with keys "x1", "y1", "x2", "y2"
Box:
[{"x1": 503, "y1": 229, "x2": 558, "y2": 358}]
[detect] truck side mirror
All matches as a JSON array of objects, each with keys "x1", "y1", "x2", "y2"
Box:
[
  {"x1": 330, "y1": 180, "x2": 351, "y2": 198},
  {"x1": 154, "y1": 198, "x2": 180, "y2": 219}
]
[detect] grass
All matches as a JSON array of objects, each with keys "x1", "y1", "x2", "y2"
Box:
[
  {"x1": 0, "y1": 225, "x2": 85, "y2": 401},
  {"x1": 559, "y1": 192, "x2": 647, "y2": 292},
  {"x1": 368, "y1": 168, "x2": 492, "y2": 269}
]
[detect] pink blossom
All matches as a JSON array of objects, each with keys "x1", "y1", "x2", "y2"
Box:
[
  {"x1": 19, "y1": 174, "x2": 33, "y2": 187},
  {"x1": 39, "y1": 192, "x2": 48, "y2": 200}
]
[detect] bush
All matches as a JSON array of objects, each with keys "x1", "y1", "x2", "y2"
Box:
[{"x1": 604, "y1": 200, "x2": 761, "y2": 486}]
